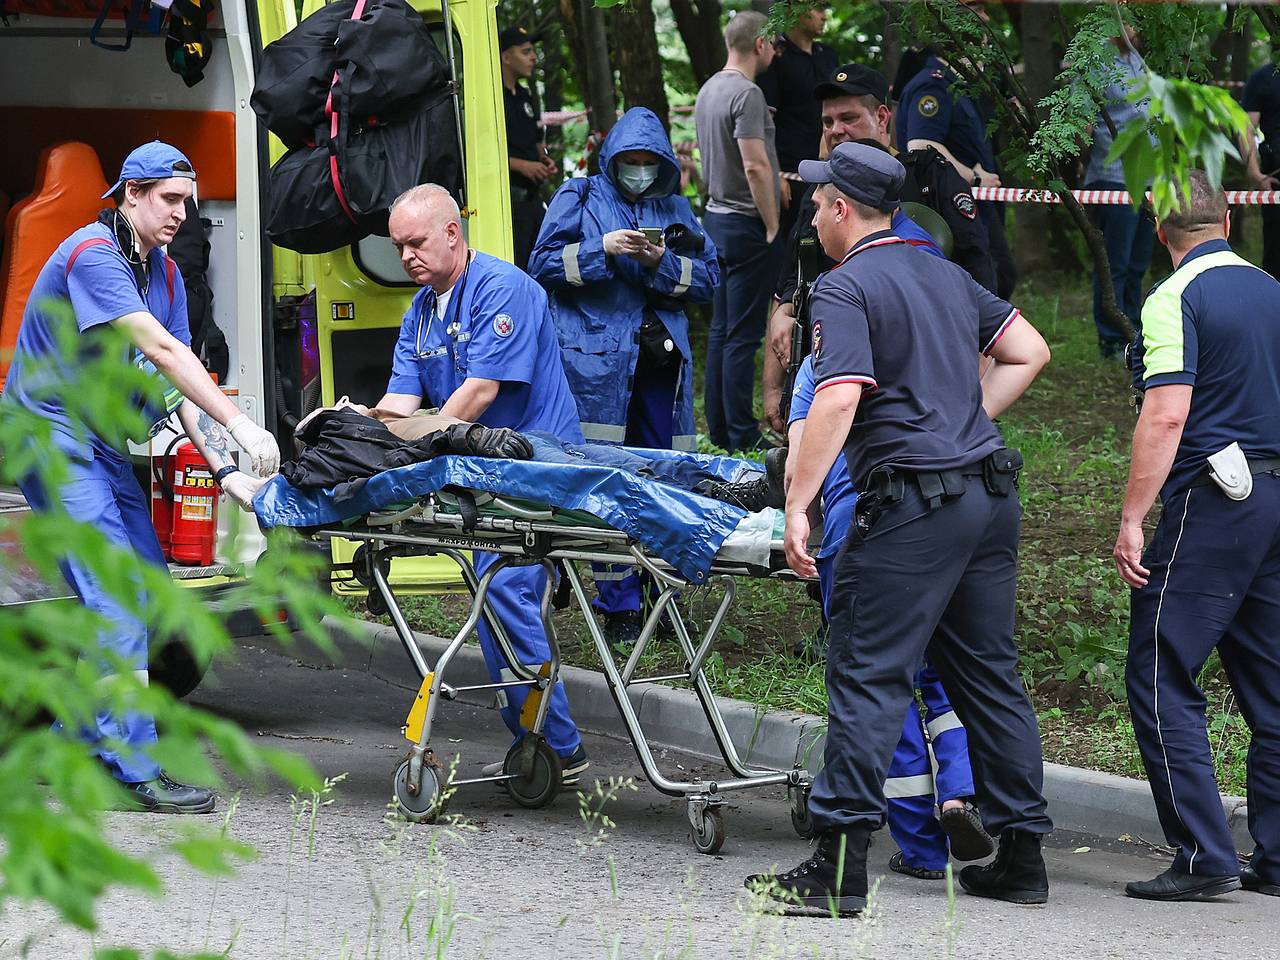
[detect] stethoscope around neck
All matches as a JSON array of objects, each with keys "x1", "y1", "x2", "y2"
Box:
[{"x1": 414, "y1": 256, "x2": 471, "y2": 358}]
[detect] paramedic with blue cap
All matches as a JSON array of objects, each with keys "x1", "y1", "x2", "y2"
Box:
[
  {"x1": 374, "y1": 183, "x2": 590, "y2": 783},
  {"x1": 529, "y1": 106, "x2": 719, "y2": 649},
  {"x1": 2, "y1": 141, "x2": 280, "y2": 813},
  {"x1": 787, "y1": 357, "x2": 993, "y2": 879},
  {"x1": 747, "y1": 141, "x2": 1052, "y2": 913}
]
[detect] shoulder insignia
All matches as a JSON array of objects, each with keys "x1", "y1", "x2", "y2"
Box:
[
  {"x1": 493, "y1": 313, "x2": 515, "y2": 338},
  {"x1": 812, "y1": 320, "x2": 823, "y2": 359},
  {"x1": 930, "y1": 69, "x2": 945, "y2": 79},
  {"x1": 952, "y1": 192, "x2": 977, "y2": 220},
  {"x1": 524, "y1": 101, "x2": 535, "y2": 118},
  {"x1": 917, "y1": 95, "x2": 940, "y2": 118}
]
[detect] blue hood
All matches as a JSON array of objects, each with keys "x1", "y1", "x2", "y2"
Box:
[{"x1": 599, "y1": 107, "x2": 682, "y2": 200}]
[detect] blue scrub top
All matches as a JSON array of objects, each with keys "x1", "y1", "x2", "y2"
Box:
[
  {"x1": 387, "y1": 251, "x2": 583, "y2": 441},
  {"x1": 788, "y1": 355, "x2": 856, "y2": 559},
  {"x1": 2, "y1": 220, "x2": 190, "y2": 462}
]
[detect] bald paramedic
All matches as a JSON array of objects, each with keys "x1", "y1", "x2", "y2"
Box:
[{"x1": 373, "y1": 183, "x2": 590, "y2": 784}]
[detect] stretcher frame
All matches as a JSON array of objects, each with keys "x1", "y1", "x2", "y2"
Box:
[{"x1": 312, "y1": 490, "x2": 814, "y2": 853}]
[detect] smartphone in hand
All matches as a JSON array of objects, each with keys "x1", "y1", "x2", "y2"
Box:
[{"x1": 640, "y1": 227, "x2": 664, "y2": 245}]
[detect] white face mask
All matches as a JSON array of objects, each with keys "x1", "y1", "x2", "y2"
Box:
[{"x1": 616, "y1": 161, "x2": 660, "y2": 196}]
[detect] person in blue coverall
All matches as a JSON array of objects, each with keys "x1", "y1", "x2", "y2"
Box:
[
  {"x1": 375, "y1": 183, "x2": 589, "y2": 783},
  {"x1": 788, "y1": 353, "x2": 993, "y2": 877},
  {"x1": 2, "y1": 142, "x2": 279, "y2": 813},
  {"x1": 529, "y1": 106, "x2": 719, "y2": 648}
]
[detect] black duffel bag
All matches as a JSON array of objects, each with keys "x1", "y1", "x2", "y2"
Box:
[
  {"x1": 251, "y1": 0, "x2": 446, "y2": 150},
  {"x1": 334, "y1": 87, "x2": 463, "y2": 236},
  {"x1": 265, "y1": 143, "x2": 365, "y2": 254}
]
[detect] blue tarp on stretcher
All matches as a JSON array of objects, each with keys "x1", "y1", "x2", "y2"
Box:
[{"x1": 254, "y1": 437, "x2": 758, "y2": 583}]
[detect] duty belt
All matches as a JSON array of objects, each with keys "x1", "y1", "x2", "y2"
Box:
[
  {"x1": 1191, "y1": 455, "x2": 1280, "y2": 487},
  {"x1": 865, "y1": 449, "x2": 1024, "y2": 510}
]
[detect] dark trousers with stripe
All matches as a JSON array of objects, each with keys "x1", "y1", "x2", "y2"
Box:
[
  {"x1": 809, "y1": 475, "x2": 1052, "y2": 838},
  {"x1": 1126, "y1": 475, "x2": 1280, "y2": 880}
]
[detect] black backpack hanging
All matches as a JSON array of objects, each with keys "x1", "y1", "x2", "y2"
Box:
[{"x1": 165, "y1": 0, "x2": 214, "y2": 87}]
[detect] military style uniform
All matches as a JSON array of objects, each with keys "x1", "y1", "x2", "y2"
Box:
[{"x1": 896, "y1": 55, "x2": 1016, "y2": 298}]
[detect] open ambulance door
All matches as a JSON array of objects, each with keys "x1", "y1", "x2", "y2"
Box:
[{"x1": 256, "y1": 0, "x2": 513, "y2": 597}]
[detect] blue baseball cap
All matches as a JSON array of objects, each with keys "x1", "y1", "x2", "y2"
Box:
[
  {"x1": 102, "y1": 141, "x2": 196, "y2": 199},
  {"x1": 798, "y1": 141, "x2": 905, "y2": 212}
]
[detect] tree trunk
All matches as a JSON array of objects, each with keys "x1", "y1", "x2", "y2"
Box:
[
  {"x1": 669, "y1": 0, "x2": 724, "y2": 88},
  {"x1": 880, "y1": 7, "x2": 901, "y2": 86},
  {"x1": 1011, "y1": 2, "x2": 1060, "y2": 276},
  {"x1": 540, "y1": 8, "x2": 566, "y2": 151},
  {"x1": 578, "y1": 0, "x2": 617, "y2": 137},
  {"x1": 610, "y1": 0, "x2": 670, "y2": 131}
]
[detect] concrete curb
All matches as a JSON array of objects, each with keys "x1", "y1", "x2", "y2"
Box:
[{"x1": 297, "y1": 615, "x2": 1252, "y2": 851}]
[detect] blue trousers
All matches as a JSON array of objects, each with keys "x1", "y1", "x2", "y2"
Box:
[
  {"x1": 702, "y1": 211, "x2": 775, "y2": 453},
  {"x1": 819, "y1": 550, "x2": 977, "y2": 869},
  {"x1": 1127, "y1": 477, "x2": 1280, "y2": 880},
  {"x1": 1088, "y1": 179, "x2": 1155, "y2": 350},
  {"x1": 20, "y1": 454, "x2": 163, "y2": 783},
  {"x1": 595, "y1": 354, "x2": 677, "y2": 616},
  {"x1": 812, "y1": 478, "x2": 1052, "y2": 838},
  {"x1": 473, "y1": 553, "x2": 583, "y2": 758}
]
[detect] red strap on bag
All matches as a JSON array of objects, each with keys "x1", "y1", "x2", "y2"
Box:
[
  {"x1": 325, "y1": 0, "x2": 370, "y2": 225},
  {"x1": 163, "y1": 254, "x2": 176, "y2": 305}
]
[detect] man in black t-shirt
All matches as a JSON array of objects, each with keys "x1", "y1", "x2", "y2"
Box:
[
  {"x1": 759, "y1": 5, "x2": 838, "y2": 245},
  {"x1": 746, "y1": 142, "x2": 1053, "y2": 915},
  {"x1": 501, "y1": 26, "x2": 557, "y2": 270},
  {"x1": 1243, "y1": 56, "x2": 1280, "y2": 278}
]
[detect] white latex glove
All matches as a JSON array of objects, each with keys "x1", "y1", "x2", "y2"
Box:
[
  {"x1": 220, "y1": 470, "x2": 267, "y2": 511},
  {"x1": 227, "y1": 414, "x2": 281, "y2": 477}
]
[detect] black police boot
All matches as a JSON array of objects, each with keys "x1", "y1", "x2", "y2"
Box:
[
  {"x1": 1241, "y1": 863, "x2": 1280, "y2": 897},
  {"x1": 120, "y1": 771, "x2": 216, "y2": 814},
  {"x1": 958, "y1": 828, "x2": 1049, "y2": 904},
  {"x1": 1125, "y1": 866, "x2": 1241, "y2": 902},
  {"x1": 601, "y1": 610, "x2": 642, "y2": 657},
  {"x1": 695, "y1": 447, "x2": 787, "y2": 513},
  {"x1": 745, "y1": 827, "x2": 871, "y2": 914}
]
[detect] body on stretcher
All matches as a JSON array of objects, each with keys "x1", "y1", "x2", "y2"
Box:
[{"x1": 260, "y1": 455, "x2": 817, "y2": 854}]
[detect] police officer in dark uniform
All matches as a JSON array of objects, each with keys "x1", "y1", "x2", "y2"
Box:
[
  {"x1": 763, "y1": 63, "x2": 995, "y2": 431},
  {"x1": 897, "y1": 51, "x2": 1017, "y2": 299},
  {"x1": 746, "y1": 142, "x2": 1052, "y2": 913},
  {"x1": 500, "y1": 25, "x2": 557, "y2": 270},
  {"x1": 1116, "y1": 172, "x2": 1280, "y2": 902}
]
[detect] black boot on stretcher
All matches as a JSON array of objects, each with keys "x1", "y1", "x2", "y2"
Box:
[{"x1": 695, "y1": 447, "x2": 787, "y2": 512}]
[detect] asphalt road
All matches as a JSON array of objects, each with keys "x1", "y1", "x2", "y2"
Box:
[{"x1": 3, "y1": 638, "x2": 1275, "y2": 960}]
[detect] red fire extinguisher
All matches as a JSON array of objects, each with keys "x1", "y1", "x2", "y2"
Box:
[{"x1": 151, "y1": 440, "x2": 218, "y2": 565}]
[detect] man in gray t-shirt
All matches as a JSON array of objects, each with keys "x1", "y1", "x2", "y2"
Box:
[
  {"x1": 693, "y1": 10, "x2": 781, "y2": 453},
  {"x1": 1085, "y1": 27, "x2": 1155, "y2": 358}
]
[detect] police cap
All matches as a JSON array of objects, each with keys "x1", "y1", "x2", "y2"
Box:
[
  {"x1": 813, "y1": 64, "x2": 890, "y2": 104},
  {"x1": 797, "y1": 141, "x2": 905, "y2": 212},
  {"x1": 499, "y1": 26, "x2": 542, "y2": 51}
]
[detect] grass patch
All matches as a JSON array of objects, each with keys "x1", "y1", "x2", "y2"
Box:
[{"x1": 342, "y1": 270, "x2": 1251, "y2": 796}]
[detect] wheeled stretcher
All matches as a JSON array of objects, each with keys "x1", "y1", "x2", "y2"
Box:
[{"x1": 255, "y1": 447, "x2": 816, "y2": 852}]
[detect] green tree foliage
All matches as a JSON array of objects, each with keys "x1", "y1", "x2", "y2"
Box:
[{"x1": 0, "y1": 301, "x2": 341, "y2": 951}]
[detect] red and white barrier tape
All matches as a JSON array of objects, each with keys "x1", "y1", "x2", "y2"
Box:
[{"x1": 777, "y1": 170, "x2": 1280, "y2": 204}]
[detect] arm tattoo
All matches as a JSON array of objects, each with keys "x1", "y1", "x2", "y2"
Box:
[{"x1": 197, "y1": 411, "x2": 235, "y2": 469}]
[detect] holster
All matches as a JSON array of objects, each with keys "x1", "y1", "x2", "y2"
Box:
[{"x1": 982, "y1": 448, "x2": 1023, "y2": 497}]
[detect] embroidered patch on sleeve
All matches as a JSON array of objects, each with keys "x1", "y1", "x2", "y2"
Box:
[
  {"x1": 952, "y1": 192, "x2": 977, "y2": 219},
  {"x1": 917, "y1": 95, "x2": 940, "y2": 118},
  {"x1": 493, "y1": 314, "x2": 515, "y2": 338}
]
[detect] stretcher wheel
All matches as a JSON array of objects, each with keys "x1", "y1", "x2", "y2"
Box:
[
  {"x1": 392, "y1": 758, "x2": 443, "y2": 823},
  {"x1": 691, "y1": 807, "x2": 725, "y2": 855},
  {"x1": 790, "y1": 785, "x2": 815, "y2": 840},
  {"x1": 503, "y1": 735, "x2": 562, "y2": 809},
  {"x1": 366, "y1": 589, "x2": 388, "y2": 617}
]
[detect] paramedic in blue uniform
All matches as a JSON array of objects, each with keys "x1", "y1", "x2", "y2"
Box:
[
  {"x1": 375, "y1": 183, "x2": 590, "y2": 783},
  {"x1": 1, "y1": 141, "x2": 278, "y2": 813},
  {"x1": 787, "y1": 356, "x2": 992, "y2": 878},
  {"x1": 1116, "y1": 171, "x2": 1280, "y2": 902},
  {"x1": 529, "y1": 106, "x2": 719, "y2": 649},
  {"x1": 896, "y1": 51, "x2": 1017, "y2": 299},
  {"x1": 748, "y1": 142, "x2": 1052, "y2": 912}
]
